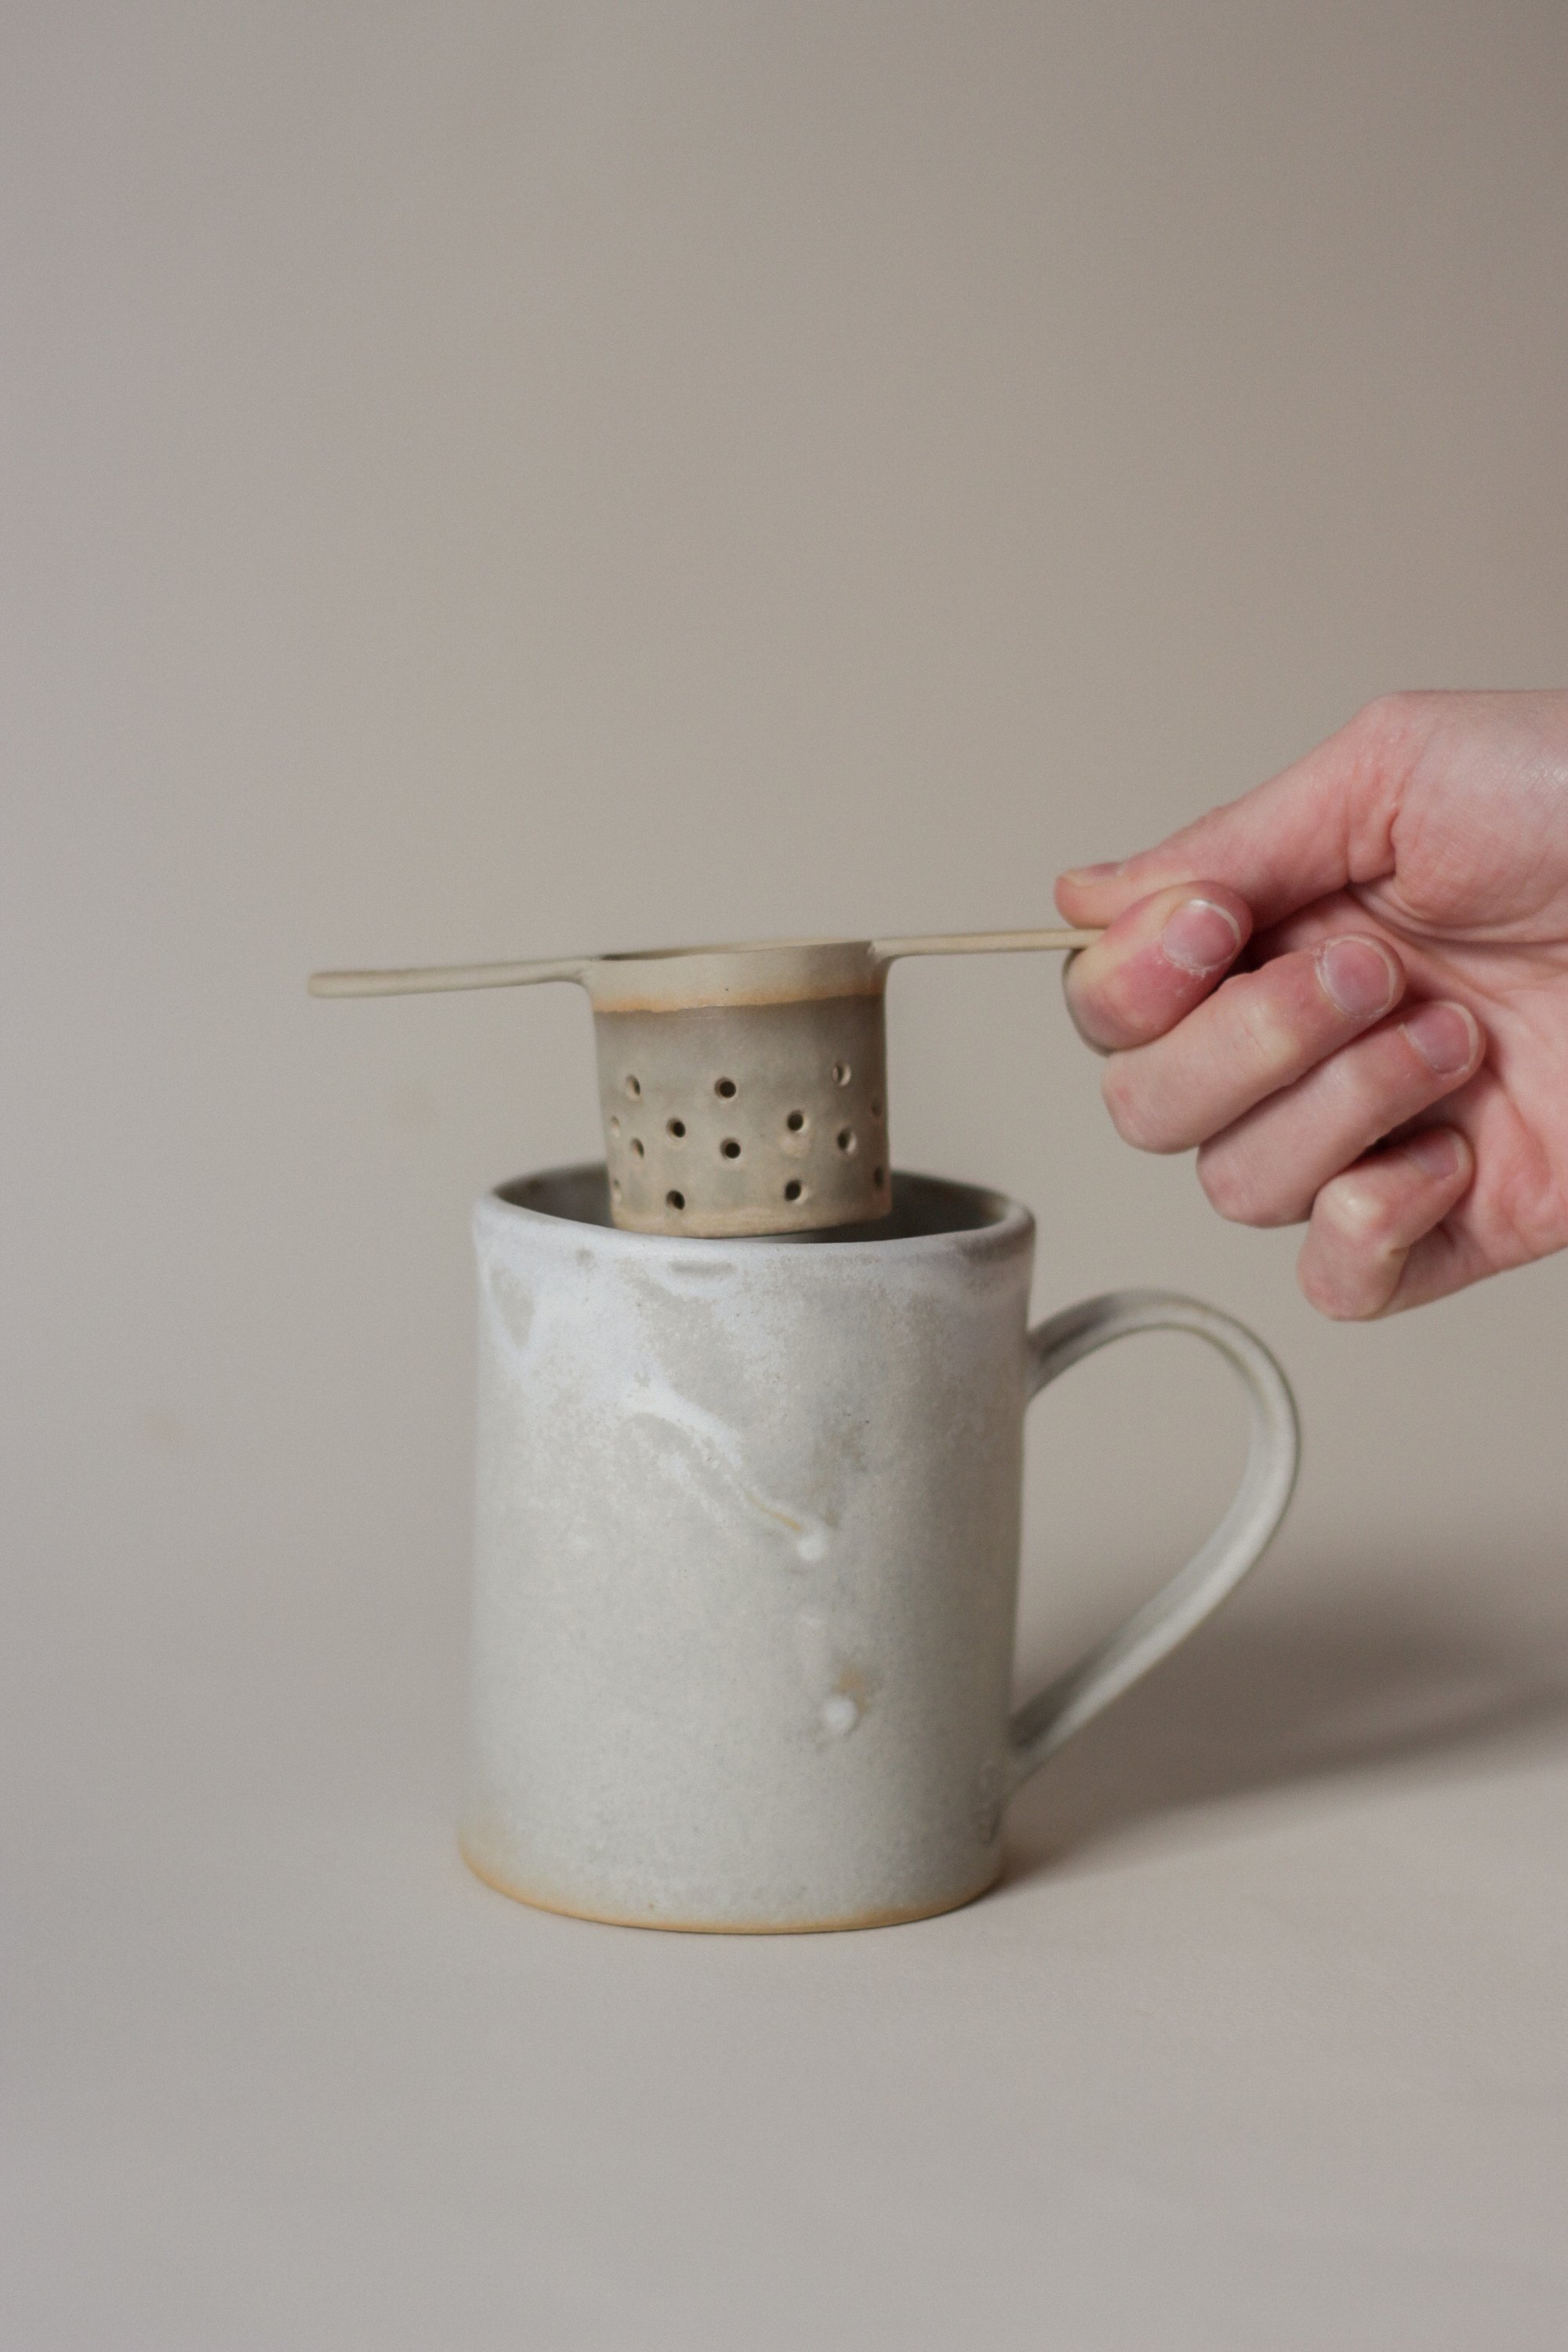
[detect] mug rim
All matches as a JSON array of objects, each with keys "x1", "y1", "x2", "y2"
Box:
[{"x1": 481, "y1": 1163, "x2": 1033, "y2": 1263}]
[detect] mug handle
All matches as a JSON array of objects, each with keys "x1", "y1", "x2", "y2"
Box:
[{"x1": 1005, "y1": 1289, "x2": 1300, "y2": 1795}]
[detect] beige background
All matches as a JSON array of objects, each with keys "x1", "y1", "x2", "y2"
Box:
[{"x1": 5, "y1": 4, "x2": 1568, "y2": 2344}]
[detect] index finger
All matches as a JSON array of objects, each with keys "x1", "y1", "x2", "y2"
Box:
[{"x1": 1063, "y1": 881, "x2": 1253, "y2": 1051}]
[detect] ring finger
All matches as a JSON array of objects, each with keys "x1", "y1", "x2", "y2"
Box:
[{"x1": 1195, "y1": 1000, "x2": 1484, "y2": 1228}]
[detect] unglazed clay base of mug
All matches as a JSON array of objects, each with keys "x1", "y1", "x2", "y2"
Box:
[{"x1": 457, "y1": 1843, "x2": 999, "y2": 1935}]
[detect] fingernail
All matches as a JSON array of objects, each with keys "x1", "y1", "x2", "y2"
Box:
[
  {"x1": 1317, "y1": 936, "x2": 1399, "y2": 1018},
  {"x1": 1160, "y1": 897, "x2": 1242, "y2": 976},
  {"x1": 1403, "y1": 1129, "x2": 1462, "y2": 1180},
  {"x1": 1403, "y1": 1000, "x2": 1480, "y2": 1076},
  {"x1": 1060, "y1": 860, "x2": 1124, "y2": 886}
]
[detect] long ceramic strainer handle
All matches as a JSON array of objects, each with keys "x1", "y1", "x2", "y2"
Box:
[{"x1": 1005, "y1": 1290, "x2": 1299, "y2": 1795}]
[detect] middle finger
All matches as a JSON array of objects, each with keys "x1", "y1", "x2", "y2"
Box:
[
  {"x1": 1196, "y1": 1000, "x2": 1484, "y2": 1228},
  {"x1": 1101, "y1": 934, "x2": 1403, "y2": 1152}
]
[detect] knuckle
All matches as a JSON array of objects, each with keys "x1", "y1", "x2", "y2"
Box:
[
  {"x1": 1298, "y1": 1250, "x2": 1374, "y2": 1321},
  {"x1": 1330, "y1": 1046, "x2": 1403, "y2": 1136},
  {"x1": 1318, "y1": 1171, "x2": 1391, "y2": 1243},
  {"x1": 1066, "y1": 964, "x2": 1141, "y2": 1057},
  {"x1": 1196, "y1": 1145, "x2": 1261, "y2": 1225},
  {"x1": 1226, "y1": 984, "x2": 1301, "y2": 1083},
  {"x1": 1299, "y1": 1175, "x2": 1410, "y2": 1321},
  {"x1": 1099, "y1": 1060, "x2": 1136, "y2": 1138},
  {"x1": 1354, "y1": 689, "x2": 1402, "y2": 734},
  {"x1": 1354, "y1": 688, "x2": 1432, "y2": 742},
  {"x1": 1064, "y1": 990, "x2": 1114, "y2": 1058},
  {"x1": 1101, "y1": 1060, "x2": 1174, "y2": 1151},
  {"x1": 1196, "y1": 1142, "x2": 1295, "y2": 1229}
]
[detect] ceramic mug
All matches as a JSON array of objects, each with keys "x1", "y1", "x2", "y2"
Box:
[{"x1": 460, "y1": 1166, "x2": 1298, "y2": 1932}]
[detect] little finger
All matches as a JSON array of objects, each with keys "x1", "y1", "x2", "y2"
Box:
[{"x1": 1297, "y1": 1128, "x2": 1475, "y2": 1319}]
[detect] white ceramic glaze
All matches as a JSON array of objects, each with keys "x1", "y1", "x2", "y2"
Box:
[{"x1": 461, "y1": 1166, "x2": 1298, "y2": 1933}]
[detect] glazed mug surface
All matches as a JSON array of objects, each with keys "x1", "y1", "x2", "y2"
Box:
[{"x1": 461, "y1": 1166, "x2": 1298, "y2": 1932}]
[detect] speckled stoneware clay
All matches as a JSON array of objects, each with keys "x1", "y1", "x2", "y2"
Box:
[{"x1": 460, "y1": 1166, "x2": 1299, "y2": 1933}]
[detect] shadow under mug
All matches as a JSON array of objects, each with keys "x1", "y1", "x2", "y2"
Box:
[{"x1": 460, "y1": 1167, "x2": 1300, "y2": 1932}]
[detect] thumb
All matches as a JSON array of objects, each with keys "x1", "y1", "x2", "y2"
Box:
[{"x1": 1055, "y1": 697, "x2": 1434, "y2": 932}]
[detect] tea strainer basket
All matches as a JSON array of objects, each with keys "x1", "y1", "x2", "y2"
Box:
[{"x1": 310, "y1": 928, "x2": 1099, "y2": 1238}]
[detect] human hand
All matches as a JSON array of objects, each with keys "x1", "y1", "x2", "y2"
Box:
[{"x1": 1056, "y1": 691, "x2": 1568, "y2": 1317}]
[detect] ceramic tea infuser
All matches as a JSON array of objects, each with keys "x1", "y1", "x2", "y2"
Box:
[
  {"x1": 313, "y1": 924, "x2": 1299, "y2": 1932},
  {"x1": 310, "y1": 928, "x2": 1100, "y2": 1236}
]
